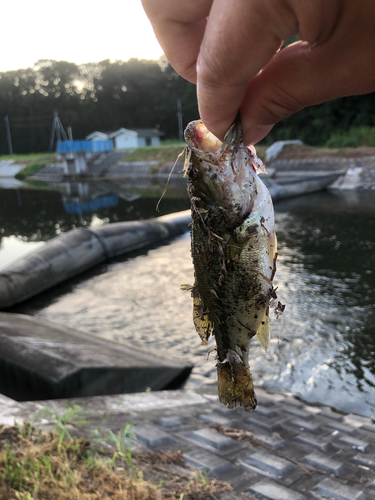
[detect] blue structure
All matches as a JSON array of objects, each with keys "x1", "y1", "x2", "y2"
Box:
[
  {"x1": 57, "y1": 140, "x2": 113, "y2": 154},
  {"x1": 57, "y1": 140, "x2": 114, "y2": 175},
  {"x1": 64, "y1": 194, "x2": 119, "y2": 214}
]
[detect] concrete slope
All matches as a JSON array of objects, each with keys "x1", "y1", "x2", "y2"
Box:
[{"x1": 0, "y1": 312, "x2": 193, "y2": 401}]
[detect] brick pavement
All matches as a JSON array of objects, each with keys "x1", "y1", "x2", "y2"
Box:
[{"x1": 1, "y1": 387, "x2": 374, "y2": 499}]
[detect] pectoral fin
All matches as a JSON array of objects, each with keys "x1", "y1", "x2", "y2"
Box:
[{"x1": 256, "y1": 309, "x2": 270, "y2": 351}]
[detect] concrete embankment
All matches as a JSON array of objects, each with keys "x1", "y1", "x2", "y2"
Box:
[
  {"x1": 32, "y1": 152, "x2": 375, "y2": 190},
  {"x1": 108, "y1": 155, "x2": 375, "y2": 191},
  {"x1": 0, "y1": 312, "x2": 192, "y2": 401},
  {"x1": 0, "y1": 210, "x2": 191, "y2": 310},
  {"x1": 270, "y1": 155, "x2": 375, "y2": 191}
]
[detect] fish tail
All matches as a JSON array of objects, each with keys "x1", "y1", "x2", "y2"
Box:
[{"x1": 217, "y1": 363, "x2": 257, "y2": 411}]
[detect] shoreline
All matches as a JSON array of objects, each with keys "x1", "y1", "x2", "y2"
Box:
[{"x1": 28, "y1": 152, "x2": 375, "y2": 191}]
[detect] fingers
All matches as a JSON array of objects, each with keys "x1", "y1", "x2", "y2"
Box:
[
  {"x1": 141, "y1": 0, "x2": 212, "y2": 83},
  {"x1": 143, "y1": 0, "x2": 375, "y2": 147},
  {"x1": 197, "y1": 0, "x2": 297, "y2": 140},
  {"x1": 240, "y1": 1, "x2": 375, "y2": 144}
]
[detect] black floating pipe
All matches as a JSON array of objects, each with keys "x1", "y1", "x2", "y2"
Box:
[{"x1": 0, "y1": 210, "x2": 191, "y2": 310}]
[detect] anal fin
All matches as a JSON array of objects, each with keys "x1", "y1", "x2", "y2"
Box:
[
  {"x1": 256, "y1": 309, "x2": 270, "y2": 351},
  {"x1": 191, "y1": 284, "x2": 212, "y2": 342}
]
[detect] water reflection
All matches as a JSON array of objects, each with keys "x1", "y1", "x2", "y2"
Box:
[
  {"x1": 0, "y1": 180, "x2": 190, "y2": 268},
  {"x1": 61, "y1": 181, "x2": 145, "y2": 216},
  {"x1": 62, "y1": 183, "x2": 118, "y2": 216}
]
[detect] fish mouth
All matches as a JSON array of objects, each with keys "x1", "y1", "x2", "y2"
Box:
[
  {"x1": 184, "y1": 121, "x2": 222, "y2": 157},
  {"x1": 185, "y1": 114, "x2": 244, "y2": 158},
  {"x1": 185, "y1": 118, "x2": 260, "y2": 224},
  {"x1": 184, "y1": 117, "x2": 264, "y2": 175}
]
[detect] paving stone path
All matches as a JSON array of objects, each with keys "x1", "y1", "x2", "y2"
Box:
[
  {"x1": 1, "y1": 387, "x2": 374, "y2": 499},
  {"x1": 0, "y1": 160, "x2": 23, "y2": 177}
]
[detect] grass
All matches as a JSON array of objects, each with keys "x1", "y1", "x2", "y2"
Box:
[
  {"x1": 0, "y1": 153, "x2": 56, "y2": 166},
  {"x1": 253, "y1": 144, "x2": 267, "y2": 162},
  {"x1": 15, "y1": 162, "x2": 50, "y2": 180},
  {"x1": 159, "y1": 140, "x2": 186, "y2": 147},
  {"x1": 326, "y1": 126, "x2": 375, "y2": 148},
  {"x1": 0, "y1": 423, "x2": 158, "y2": 500},
  {"x1": 124, "y1": 143, "x2": 267, "y2": 168},
  {"x1": 0, "y1": 406, "x2": 232, "y2": 500},
  {"x1": 0, "y1": 152, "x2": 57, "y2": 180},
  {"x1": 124, "y1": 146, "x2": 185, "y2": 166}
]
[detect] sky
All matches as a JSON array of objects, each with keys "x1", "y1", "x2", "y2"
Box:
[{"x1": 0, "y1": 1, "x2": 164, "y2": 72}]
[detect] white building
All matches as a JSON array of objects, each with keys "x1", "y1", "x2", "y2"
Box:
[
  {"x1": 129, "y1": 129, "x2": 164, "y2": 147},
  {"x1": 109, "y1": 128, "x2": 139, "y2": 149},
  {"x1": 86, "y1": 128, "x2": 164, "y2": 149},
  {"x1": 85, "y1": 131, "x2": 109, "y2": 141}
]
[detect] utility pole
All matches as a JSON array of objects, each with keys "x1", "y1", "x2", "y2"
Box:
[
  {"x1": 177, "y1": 99, "x2": 183, "y2": 141},
  {"x1": 4, "y1": 116, "x2": 13, "y2": 155},
  {"x1": 67, "y1": 126, "x2": 73, "y2": 141},
  {"x1": 56, "y1": 115, "x2": 61, "y2": 143},
  {"x1": 49, "y1": 111, "x2": 57, "y2": 152},
  {"x1": 49, "y1": 110, "x2": 68, "y2": 151}
]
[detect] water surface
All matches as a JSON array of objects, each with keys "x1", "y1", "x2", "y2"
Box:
[
  {"x1": 0, "y1": 180, "x2": 189, "y2": 269},
  {"x1": 2, "y1": 182, "x2": 375, "y2": 417}
]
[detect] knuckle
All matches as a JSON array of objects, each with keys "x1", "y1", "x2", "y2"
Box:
[
  {"x1": 257, "y1": 85, "x2": 305, "y2": 124},
  {"x1": 197, "y1": 48, "x2": 237, "y2": 88},
  {"x1": 172, "y1": 58, "x2": 197, "y2": 84}
]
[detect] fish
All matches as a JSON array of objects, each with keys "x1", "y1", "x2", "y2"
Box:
[{"x1": 183, "y1": 116, "x2": 283, "y2": 411}]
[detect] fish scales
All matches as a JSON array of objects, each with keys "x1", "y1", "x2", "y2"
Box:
[{"x1": 184, "y1": 117, "x2": 279, "y2": 411}]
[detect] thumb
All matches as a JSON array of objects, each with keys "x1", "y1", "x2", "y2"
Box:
[{"x1": 241, "y1": 24, "x2": 375, "y2": 145}]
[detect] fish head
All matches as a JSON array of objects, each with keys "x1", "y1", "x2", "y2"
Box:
[{"x1": 185, "y1": 119, "x2": 265, "y2": 228}]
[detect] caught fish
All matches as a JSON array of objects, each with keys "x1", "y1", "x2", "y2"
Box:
[{"x1": 183, "y1": 116, "x2": 283, "y2": 411}]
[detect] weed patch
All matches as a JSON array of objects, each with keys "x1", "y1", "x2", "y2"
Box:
[
  {"x1": 15, "y1": 162, "x2": 48, "y2": 179},
  {"x1": 0, "y1": 418, "x2": 232, "y2": 500}
]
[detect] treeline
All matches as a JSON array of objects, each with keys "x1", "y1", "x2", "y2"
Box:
[
  {"x1": 0, "y1": 57, "x2": 375, "y2": 154},
  {"x1": 0, "y1": 58, "x2": 198, "y2": 155}
]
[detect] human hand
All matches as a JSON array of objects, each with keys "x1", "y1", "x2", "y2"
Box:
[{"x1": 142, "y1": 0, "x2": 375, "y2": 145}]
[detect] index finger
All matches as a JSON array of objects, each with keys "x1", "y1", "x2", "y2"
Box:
[
  {"x1": 142, "y1": 0, "x2": 212, "y2": 83},
  {"x1": 197, "y1": 0, "x2": 295, "y2": 139}
]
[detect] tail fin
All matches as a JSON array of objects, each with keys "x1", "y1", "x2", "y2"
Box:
[{"x1": 217, "y1": 363, "x2": 257, "y2": 411}]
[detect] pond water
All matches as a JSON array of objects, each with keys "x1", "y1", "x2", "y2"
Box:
[
  {"x1": 1, "y1": 181, "x2": 375, "y2": 418},
  {"x1": 0, "y1": 180, "x2": 190, "y2": 270}
]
